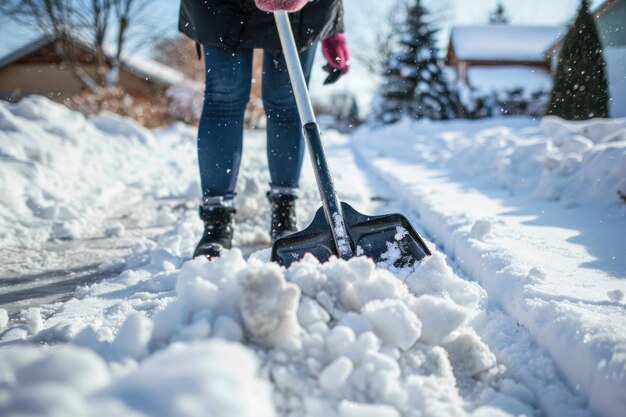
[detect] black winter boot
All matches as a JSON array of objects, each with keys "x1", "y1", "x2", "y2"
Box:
[
  {"x1": 193, "y1": 204, "x2": 236, "y2": 259},
  {"x1": 268, "y1": 192, "x2": 298, "y2": 241}
]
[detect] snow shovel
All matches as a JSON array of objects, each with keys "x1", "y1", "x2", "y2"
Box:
[{"x1": 271, "y1": 11, "x2": 431, "y2": 268}]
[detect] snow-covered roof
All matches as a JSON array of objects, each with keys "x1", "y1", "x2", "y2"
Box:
[
  {"x1": 449, "y1": 26, "x2": 566, "y2": 62},
  {"x1": 0, "y1": 21, "x2": 44, "y2": 69},
  {"x1": 103, "y1": 45, "x2": 184, "y2": 86},
  {"x1": 467, "y1": 66, "x2": 553, "y2": 95},
  {"x1": 0, "y1": 34, "x2": 184, "y2": 87}
]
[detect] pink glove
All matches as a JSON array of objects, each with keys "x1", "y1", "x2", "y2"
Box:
[
  {"x1": 321, "y1": 33, "x2": 350, "y2": 74},
  {"x1": 254, "y1": 0, "x2": 308, "y2": 12}
]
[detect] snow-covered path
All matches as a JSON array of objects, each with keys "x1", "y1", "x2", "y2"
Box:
[
  {"x1": 1, "y1": 98, "x2": 622, "y2": 417},
  {"x1": 0, "y1": 197, "x2": 193, "y2": 315}
]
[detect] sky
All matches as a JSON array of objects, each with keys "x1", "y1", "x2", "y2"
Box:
[{"x1": 0, "y1": 0, "x2": 607, "y2": 111}]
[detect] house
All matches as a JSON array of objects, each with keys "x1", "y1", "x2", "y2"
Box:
[
  {"x1": 0, "y1": 35, "x2": 184, "y2": 102},
  {"x1": 546, "y1": 0, "x2": 626, "y2": 117},
  {"x1": 446, "y1": 25, "x2": 565, "y2": 102}
]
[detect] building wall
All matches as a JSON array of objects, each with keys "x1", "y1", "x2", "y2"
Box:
[
  {"x1": 0, "y1": 63, "x2": 165, "y2": 102},
  {"x1": 597, "y1": 0, "x2": 626, "y2": 47},
  {"x1": 604, "y1": 46, "x2": 626, "y2": 117},
  {"x1": 0, "y1": 64, "x2": 83, "y2": 100}
]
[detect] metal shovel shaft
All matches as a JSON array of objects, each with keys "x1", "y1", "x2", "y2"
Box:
[{"x1": 274, "y1": 11, "x2": 353, "y2": 260}]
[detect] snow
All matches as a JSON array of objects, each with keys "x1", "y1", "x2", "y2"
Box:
[
  {"x1": 411, "y1": 295, "x2": 466, "y2": 345},
  {"x1": 22, "y1": 307, "x2": 43, "y2": 335},
  {"x1": 1, "y1": 340, "x2": 275, "y2": 417},
  {"x1": 353, "y1": 116, "x2": 626, "y2": 417},
  {"x1": 0, "y1": 97, "x2": 196, "y2": 248},
  {"x1": 449, "y1": 26, "x2": 565, "y2": 62},
  {"x1": 607, "y1": 290, "x2": 624, "y2": 303},
  {"x1": 338, "y1": 401, "x2": 400, "y2": 417},
  {"x1": 0, "y1": 97, "x2": 618, "y2": 417},
  {"x1": 0, "y1": 308, "x2": 9, "y2": 329},
  {"x1": 104, "y1": 46, "x2": 185, "y2": 87},
  {"x1": 361, "y1": 299, "x2": 422, "y2": 350},
  {"x1": 319, "y1": 356, "x2": 354, "y2": 391}
]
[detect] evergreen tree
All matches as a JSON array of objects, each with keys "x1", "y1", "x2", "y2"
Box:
[
  {"x1": 375, "y1": 0, "x2": 457, "y2": 123},
  {"x1": 489, "y1": 2, "x2": 509, "y2": 24},
  {"x1": 547, "y1": 0, "x2": 608, "y2": 120}
]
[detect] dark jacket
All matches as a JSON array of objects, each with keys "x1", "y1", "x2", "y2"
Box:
[{"x1": 179, "y1": 0, "x2": 343, "y2": 52}]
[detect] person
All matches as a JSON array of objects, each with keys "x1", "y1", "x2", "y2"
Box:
[{"x1": 178, "y1": 0, "x2": 349, "y2": 258}]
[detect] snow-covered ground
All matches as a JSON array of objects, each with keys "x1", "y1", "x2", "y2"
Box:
[
  {"x1": 0, "y1": 98, "x2": 624, "y2": 417},
  {"x1": 353, "y1": 116, "x2": 626, "y2": 417}
]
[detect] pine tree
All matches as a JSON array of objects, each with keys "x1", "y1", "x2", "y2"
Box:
[
  {"x1": 375, "y1": 0, "x2": 457, "y2": 123},
  {"x1": 547, "y1": 0, "x2": 608, "y2": 120},
  {"x1": 489, "y1": 2, "x2": 509, "y2": 24}
]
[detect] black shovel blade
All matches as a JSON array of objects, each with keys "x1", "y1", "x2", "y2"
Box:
[{"x1": 271, "y1": 202, "x2": 431, "y2": 268}]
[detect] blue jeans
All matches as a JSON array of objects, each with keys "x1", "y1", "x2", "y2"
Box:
[{"x1": 197, "y1": 45, "x2": 317, "y2": 198}]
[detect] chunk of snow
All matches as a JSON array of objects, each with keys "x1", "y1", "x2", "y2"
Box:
[
  {"x1": 213, "y1": 315, "x2": 243, "y2": 342},
  {"x1": 319, "y1": 356, "x2": 354, "y2": 392},
  {"x1": 297, "y1": 297, "x2": 331, "y2": 327},
  {"x1": 528, "y1": 267, "x2": 547, "y2": 280},
  {"x1": 0, "y1": 309, "x2": 8, "y2": 329},
  {"x1": 362, "y1": 299, "x2": 421, "y2": 350},
  {"x1": 110, "y1": 313, "x2": 153, "y2": 359},
  {"x1": 21, "y1": 308, "x2": 43, "y2": 335},
  {"x1": 14, "y1": 346, "x2": 111, "y2": 395},
  {"x1": 443, "y1": 332, "x2": 497, "y2": 378},
  {"x1": 410, "y1": 295, "x2": 466, "y2": 344},
  {"x1": 470, "y1": 219, "x2": 492, "y2": 239},
  {"x1": 338, "y1": 401, "x2": 400, "y2": 417},
  {"x1": 325, "y1": 326, "x2": 356, "y2": 359},
  {"x1": 238, "y1": 262, "x2": 301, "y2": 347},
  {"x1": 109, "y1": 340, "x2": 275, "y2": 417},
  {"x1": 607, "y1": 290, "x2": 623, "y2": 303}
]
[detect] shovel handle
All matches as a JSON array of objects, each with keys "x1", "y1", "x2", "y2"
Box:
[
  {"x1": 274, "y1": 10, "x2": 316, "y2": 125},
  {"x1": 273, "y1": 11, "x2": 353, "y2": 260}
]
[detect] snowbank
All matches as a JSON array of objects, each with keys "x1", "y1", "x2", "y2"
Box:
[
  {"x1": 0, "y1": 97, "x2": 307, "y2": 249},
  {"x1": 0, "y1": 97, "x2": 197, "y2": 247},
  {"x1": 353, "y1": 116, "x2": 626, "y2": 417},
  {"x1": 358, "y1": 116, "x2": 626, "y2": 207}
]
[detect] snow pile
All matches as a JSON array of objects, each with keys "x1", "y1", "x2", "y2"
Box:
[
  {"x1": 0, "y1": 96, "x2": 318, "y2": 249},
  {"x1": 0, "y1": 97, "x2": 197, "y2": 247},
  {"x1": 123, "y1": 251, "x2": 502, "y2": 417},
  {"x1": 0, "y1": 248, "x2": 547, "y2": 417},
  {"x1": 535, "y1": 117, "x2": 626, "y2": 205},
  {"x1": 0, "y1": 340, "x2": 275, "y2": 417},
  {"x1": 357, "y1": 116, "x2": 626, "y2": 206}
]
